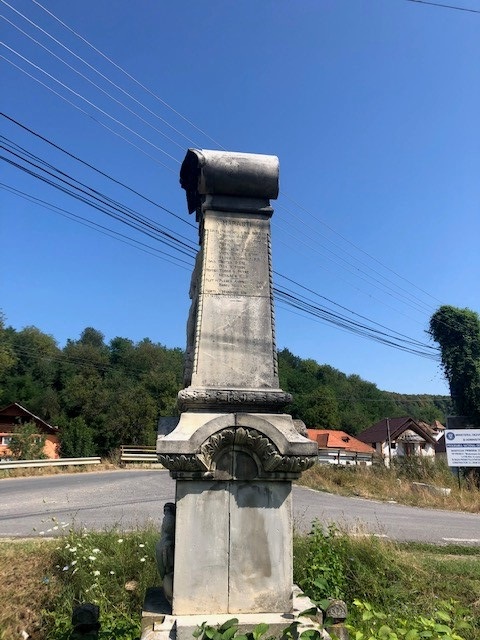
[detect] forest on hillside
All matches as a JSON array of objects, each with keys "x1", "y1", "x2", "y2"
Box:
[{"x1": 0, "y1": 315, "x2": 451, "y2": 456}]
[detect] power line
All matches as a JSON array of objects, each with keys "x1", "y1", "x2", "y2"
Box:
[
  {"x1": 2, "y1": 154, "x2": 437, "y2": 358},
  {"x1": 280, "y1": 194, "x2": 443, "y2": 308},
  {"x1": 405, "y1": 0, "x2": 480, "y2": 14},
  {"x1": 1, "y1": 128, "x2": 443, "y2": 359},
  {"x1": 1, "y1": 42, "x2": 181, "y2": 164},
  {"x1": 0, "y1": 113, "x2": 196, "y2": 230},
  {"x1": 0, "y1": 55, "x2": 176, "y2": 173},
  {"x1": 29, "y1": 0, "x2": 226, "y2": 149},
  {"x1": 0, "y1": 183, "x2": 193, "y2": 270},
  {"x1": 1, "y1": 0, "x2": 202, "y2": 148},
  {"x1": 274, "y1": 271, "x2": 437, "y2": 348},
  {"x1": 273, "y1": 216, "x2": 434, "y2": 316},
  {"x1": 1, "y1": 5, "x2": 444, "y2": 315},
  {"x1": 1, "y1": 134, "x2": 196, "y2": 251},
  {"x1": 1, "y1": 152, "x2": 197, "y2": 259},
  {"x1": 1, "y1": 13, "x2": 188, "y2": 152}
]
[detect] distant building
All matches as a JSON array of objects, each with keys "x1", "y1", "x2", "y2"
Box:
[
  {"x1": 0, "y1": 402, "x2": 59, "y2": 460},
  {"x1": 306, "y1": 428, "x2": 376, "y2": 466},
  {"x1": 356, "y1": 417, "x2": 443, "y2": 467}
]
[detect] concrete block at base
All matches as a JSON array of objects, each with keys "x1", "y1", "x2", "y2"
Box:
[{"x1": 141, "y1": 587, "x2": 331, "y2": 640}]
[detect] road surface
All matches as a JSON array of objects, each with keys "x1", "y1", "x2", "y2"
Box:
[{"x1": 1, "y1": 469, "x2": 479, "y2": 544}]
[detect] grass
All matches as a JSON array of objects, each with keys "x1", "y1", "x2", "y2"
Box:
[
  {"x1": 0, "y1": 526, "x2": 160, "y2": 640},
  {"x1": 0, "y1": 538, "x2": 58, "y2": 639},
  {"x1": 297, "y1": 458, "x2": 480, "y2": 513},
  {"x1": 1, "y1": 524, "x2": 478, "y2": 639},
  {"x1": 293, "y1": 526, "x2": 480, "y2": 640},
  {"x1": 2, "y1": 459, "x2": 480, "y2": 638}
]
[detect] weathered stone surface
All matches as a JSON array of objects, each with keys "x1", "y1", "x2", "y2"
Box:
[
  {"x1": 172, "y1": 479, "x2": 293, "y2": 615},
  {"x1": 172, "y1": 480, "x2": 230, "y2": 614},
  {"x1": 151, "y1": 149, "x2": 317, "y2": 622},
  {"x1": 188, "y1": 211, "x2": 277, "y2": 393},
  {"x1": 180, "y1": 149, "x2": 279, "y2": 214},
  {"x1": 140, "y1": 588, "x2": 331, "y2": 640}
]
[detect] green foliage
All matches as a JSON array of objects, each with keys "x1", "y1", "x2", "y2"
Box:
[
  {"x1": 8, "y1": 421, "x2": 46, "y2": 460},
  {"x1": 194, "y1": 618, "x2": 271, "y2": 640},
  {"x1": 295, "y1": 522, "x2": 348, "y2": 602},
  {"x1": 42, "y1": 526, "x2": 159, "y2": 639},
  {"x1": 0, "y1": 313, "x2": 450, "y2": 457},
  {"x1": 0, "y1": 314, "x2": 184, "y2": 457},
  {"x1": 58, "y1": 416, "x2": 96, "y2": 458},
  {"x1": 346, "y1": 598, "x2": 472, "y2": 640},
  {"x1": 277, "y1": 349, "x2": 447, "y2": 433},
  {"x1": 429, "y1": 306, "x2": 480, "y2": 424}
]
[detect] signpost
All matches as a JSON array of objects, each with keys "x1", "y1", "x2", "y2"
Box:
[{"x1": 445, "y1": 430, "x2": 480, "y2": 468}]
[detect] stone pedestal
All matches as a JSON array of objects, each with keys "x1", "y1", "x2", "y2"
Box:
[{"x1": 154, "y1": 149, "x2": 317, "y2": 624}]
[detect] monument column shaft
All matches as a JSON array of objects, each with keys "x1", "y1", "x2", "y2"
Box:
[
  {"x1": 191, "y1": 206, "x2": 278, "y2": 390},
  {"x1": 156, "y1": 149, "x2": 318, "y2": 620}
]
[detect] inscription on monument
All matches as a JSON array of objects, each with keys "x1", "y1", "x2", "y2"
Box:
[{"x1": 202, "y1": 217, "x2": 270, "y2": 297}]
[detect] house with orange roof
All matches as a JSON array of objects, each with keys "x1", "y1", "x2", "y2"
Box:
[
  {"x1": 306, "y1": 428, "x2": 376, "y2": 466},
  {"x1": 0, "y1": 402, "x2": 60, "y2": 460}
]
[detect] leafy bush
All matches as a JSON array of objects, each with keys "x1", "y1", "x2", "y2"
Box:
[
  {"x1": 294, "y1": 522, "x2": 348, "y2": 602},
  {"x1": 9, "y1": 421, "x2": 46, "y2": 460},
  {"x1": 42, "y1": 526, "x2": 159, "y2": 639},
  {"x1": 347, "y1": 598, "x2": 472, "y2": 640}
]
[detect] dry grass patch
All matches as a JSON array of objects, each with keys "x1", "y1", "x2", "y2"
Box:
[
  {"x1": 0, "y1": 540, "x2": 60, "y2": 639},
  {"x1": 0, "y1": 462, "x2": 118, "y2": 480},
  {"x1": 298, "y1": 462, "x2": 480, "y2": 513}
]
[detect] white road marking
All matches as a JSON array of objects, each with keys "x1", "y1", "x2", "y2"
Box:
[{"x1": 442, "y1": 538, "x2": 480, "y2": 543}]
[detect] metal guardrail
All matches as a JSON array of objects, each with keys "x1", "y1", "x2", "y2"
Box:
[
  {"x1": 317, "y1": 449, "x2": 374, "y2": 465},
  {"x1": 0, "y1": 457, "x2": 102, "y2": 470},
  {"x1": 120, "y1": 445, "x2": 157, "y2": 462},
  {"x1": 119, "y1": 445, "x2": 373, "y2": 466}
]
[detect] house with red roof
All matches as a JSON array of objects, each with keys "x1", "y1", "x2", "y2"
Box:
[
  {"x1": 356, "y1": 417, "x2": 443, "y2": 467},
  {"x1": 306, "y1": 429, "x2": 376, "y2": 466},
  {"x1": 0, "y1": 402, "x2": 60, "y2": 460}
]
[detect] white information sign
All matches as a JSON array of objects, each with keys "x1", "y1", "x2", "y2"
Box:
[{"x1": 445, "y1": 430, "x2": 480, "y2": 467}]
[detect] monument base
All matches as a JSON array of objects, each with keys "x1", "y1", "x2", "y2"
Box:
[{"x1": 140, "y1": 586, "x2": 331, "y2": 640}]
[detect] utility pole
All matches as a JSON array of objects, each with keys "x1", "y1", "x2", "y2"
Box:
[{"x1": 386, "y1": 417, "x2": 392, "y2": 467}]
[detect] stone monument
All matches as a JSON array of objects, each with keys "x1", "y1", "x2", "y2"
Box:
[{"x1": 145, "y1": 149, "x2": 320, "y2": 639}]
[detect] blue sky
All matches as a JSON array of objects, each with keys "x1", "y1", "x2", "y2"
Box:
[{"x1": 1, "y1": 0, "x2": 479, "y2": 395}]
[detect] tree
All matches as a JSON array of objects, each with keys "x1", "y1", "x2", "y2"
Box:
[
  {"x1": 59, "y1": 416, "x2": 96, "y2": 458},
  {"x1": 429, "y1": 305, "x2": 480, "y2": 424},
  {"x1": 9, "y1": 421, "x2": 46, "y2": 460}
]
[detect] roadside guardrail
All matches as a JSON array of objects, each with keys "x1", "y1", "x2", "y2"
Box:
[
  {"x1": 120, "y1": 445, "x2": 157, "y2": 462},
  {"x1": 317, "y1": 449, "x2": 374, "y2": 466},
  {"x1": 0, "y1": 457, "x2": 102, "y2": 470}
]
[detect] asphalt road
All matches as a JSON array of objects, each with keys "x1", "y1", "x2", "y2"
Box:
[{"x1": 1, "y1": 469, "x2": 479, "y2": 544}]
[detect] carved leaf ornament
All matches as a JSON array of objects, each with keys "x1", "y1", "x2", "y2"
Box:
[{"x1": 157, "y1": 427, "x2": 315, "y2": 476}]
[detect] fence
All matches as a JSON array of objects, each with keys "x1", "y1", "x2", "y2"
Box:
[
  {"x1": 317, "y1": 448, "x2": 374, "y2": 466},
  {"x1": 119, "y1": 445, "x2": 373, "y2": 466},
  {"x1": 120, "y1": 445, "x2": 157, "y2": 463},
  {"x1": 0, "y1": 457, "x2": 102, "y2": 470}
]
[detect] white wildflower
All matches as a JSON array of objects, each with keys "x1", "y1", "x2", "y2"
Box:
[{"x1": 92, "y1": 570, "x2": 100, "y2": 576}]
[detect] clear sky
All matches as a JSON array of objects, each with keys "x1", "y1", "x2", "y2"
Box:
[{"x1": 1, "y1": 0, "x2": 479, "y2": 395}]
